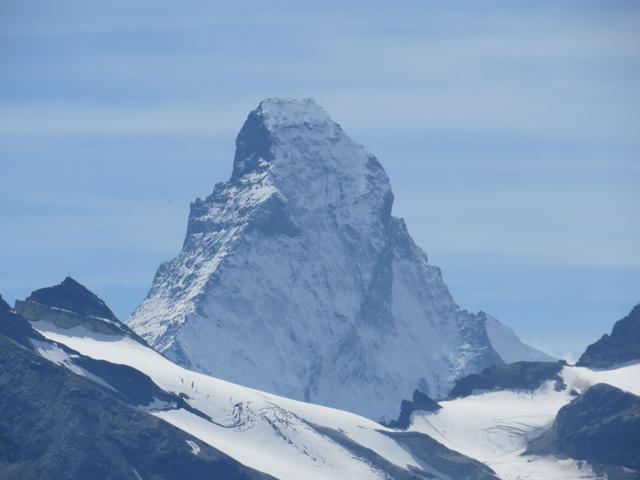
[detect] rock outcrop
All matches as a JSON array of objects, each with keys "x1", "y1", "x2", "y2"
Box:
[{"x1": 577, "y1": 303, "x2": 640, "y2": 369}]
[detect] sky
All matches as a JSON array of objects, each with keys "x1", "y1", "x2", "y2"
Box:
[{"x1": 1, "y1": 0, "x2": 638, "y2": 359}]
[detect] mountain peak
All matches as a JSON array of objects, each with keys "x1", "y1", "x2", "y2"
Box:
[
  {"x1": 15, "y1": 278, "x2": 149, "y2": 343},
  {"x1": 129, "y1": 99, "x2": 549, "y2": 420},
  {"x1": 577, "y1": 303, "x2": 640, "y2": 368},
  {"x1": 232, "y1": 97, "x2": 344, "y2": 182},
  {"x1": 255, "y1": 97, "x2": 332, "y2": 130},
  {"x1": 25, "y1": 277, "x2": 116, "y2": 321}
]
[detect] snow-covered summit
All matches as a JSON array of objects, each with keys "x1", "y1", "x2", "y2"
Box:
[
  {"x1": 128, "y1": 98, "x2": 551, "y2": 421},
  {"x1": 252, "y1": 97, "x2": 333, "y2": 129},
  {"x1": 229, "y1": 96, "x2": 389, "y2": 219},
  {"x1": 231, "y1": 97, "x2": 340, "y2": 181}
]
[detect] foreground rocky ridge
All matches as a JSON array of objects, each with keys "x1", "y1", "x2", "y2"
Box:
[
  {"x1": 529, "y1": 383, "x2": 640, "y2": 480},
  {"x1": 0, "y1": 295, "x2": 272, "y2": 480},
  {"x1": 128, "y1": 97, "x2": 550, "y2": 420}
]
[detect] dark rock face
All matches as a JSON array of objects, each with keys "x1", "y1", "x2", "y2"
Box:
[
  {"x1": 577, "y1": 304, "x2": 640, "y2": 369},
  {"x1": 0, "y1": 295, "x2": 10, "y2": 315},
  {"x1": 385, "y1": 389, "x2": 441, "y2": 429},
  {"x1": 449, "y1": 361, "x2": 565, "y2": 399},
  {"x1": 528, "y1": 384, "x2": 640, "y2": 479},
  {"x1": 231, "y1": 107, "x2": 275, "y2": 182},
  {"x1": 0, "y1": 295, "x2": 39, "y2": 348},
  {"x1": 0, "y1": 312, "x2": 272, "y2": 480},
  {"x1": 15, "y1": 277, "x2": 147, "y2": 343},
  {"x1": 25, "y1": 276, "x2": 116, "y2": 320}
]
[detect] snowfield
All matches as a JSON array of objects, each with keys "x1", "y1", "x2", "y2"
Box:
[
  {"x1": 410, "y1": 363, "x2": 640, "y2": 480},
  {"x1": 29, "y1": 316, "x2": 640, "y2": 480},
  {"x1": 31, "y1": 320, "x2": 437, "y2": 480}
]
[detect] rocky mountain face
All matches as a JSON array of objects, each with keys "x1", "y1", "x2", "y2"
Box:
[
  {"x1": 577, "y1": 303, "x2": 640, "y2": 369},
  {"x1": 23, "y1": 276, "x2": 116, "y2": 320},
  {"x1": 385, "y1": 390, "x2": 442, "y2": 430},
  {"x1": 128, "y1": 97, "x2": 551, "y2": 421},
  {"x1": 0, "y1": 296, "x2": 272, "y2": 480},
  {"x1": 528, "y1": 383, "x2": 640, "y2": 480},
  {"x1": 448, "y1": 360, "x2": 566, "y2": 399},
  {"x1": 16, "y1": 277, "x2": 146, "y2": 343}
]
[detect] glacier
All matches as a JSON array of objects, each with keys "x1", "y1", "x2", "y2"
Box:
[
  {"x1": 10, "y1": 280, "x2": 639, "y2": 480},
  {"x1": 409, "y1": 362, "x2": 640, "y2": 480},
  {"x1": 128, "y1": 97, "x2": 551, "y2": 421},
  {"x1": 12, "y1": 288, "x2": 498, "y2": 480}
]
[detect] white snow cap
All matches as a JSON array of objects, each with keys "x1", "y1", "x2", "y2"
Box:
[{"x1": 254, "y1": 97, "x2": 333, "y2": 130}]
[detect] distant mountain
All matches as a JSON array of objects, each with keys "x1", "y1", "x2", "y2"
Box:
[
  {"x1": 0, "y1": 295, "x2": 272, "y2": 480},
  {"x1": 8, "y1": 280, "x2": 499, "y2": 480},
  {"x1": 128, "y1": 97, "x2": 551, "y2": 420},
  {"x1": 577, "y1": 303, "x2": 640, "y2": 369}
]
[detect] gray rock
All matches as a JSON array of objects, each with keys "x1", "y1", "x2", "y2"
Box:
[
  {"x1": 25, "y1": 276, "x2": 116, "y2": 320},
  {"x1": 385, "y1": 390, "x2": 441, "y2": 430},
  {"x1": 528, "y1": 383, "x2": 640, "y2": 480},
  {"x1": 448, "y1": 361, "x2": 565, "y2": 399},
  {"x1": 577, "y1": 303, "x2": 640, "y2": 369},
  {"x1": 16, "y1": 277, "x2": 147, "y2": 343}
]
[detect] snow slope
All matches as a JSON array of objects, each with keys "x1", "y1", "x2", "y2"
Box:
[
  {"x1": 128, "y1": 97, "x2": 551, "y2": 421},
  {"x1": 30, "y1": 319, "x2": 497, "y2": 480},
  {"x1": 409, "y1": 362, "x2": 640, "y2": 480}
]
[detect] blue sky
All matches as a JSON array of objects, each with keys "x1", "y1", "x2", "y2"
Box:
[{"x1": 1, "y1": 1, "x2": 638, "y2": 358}]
